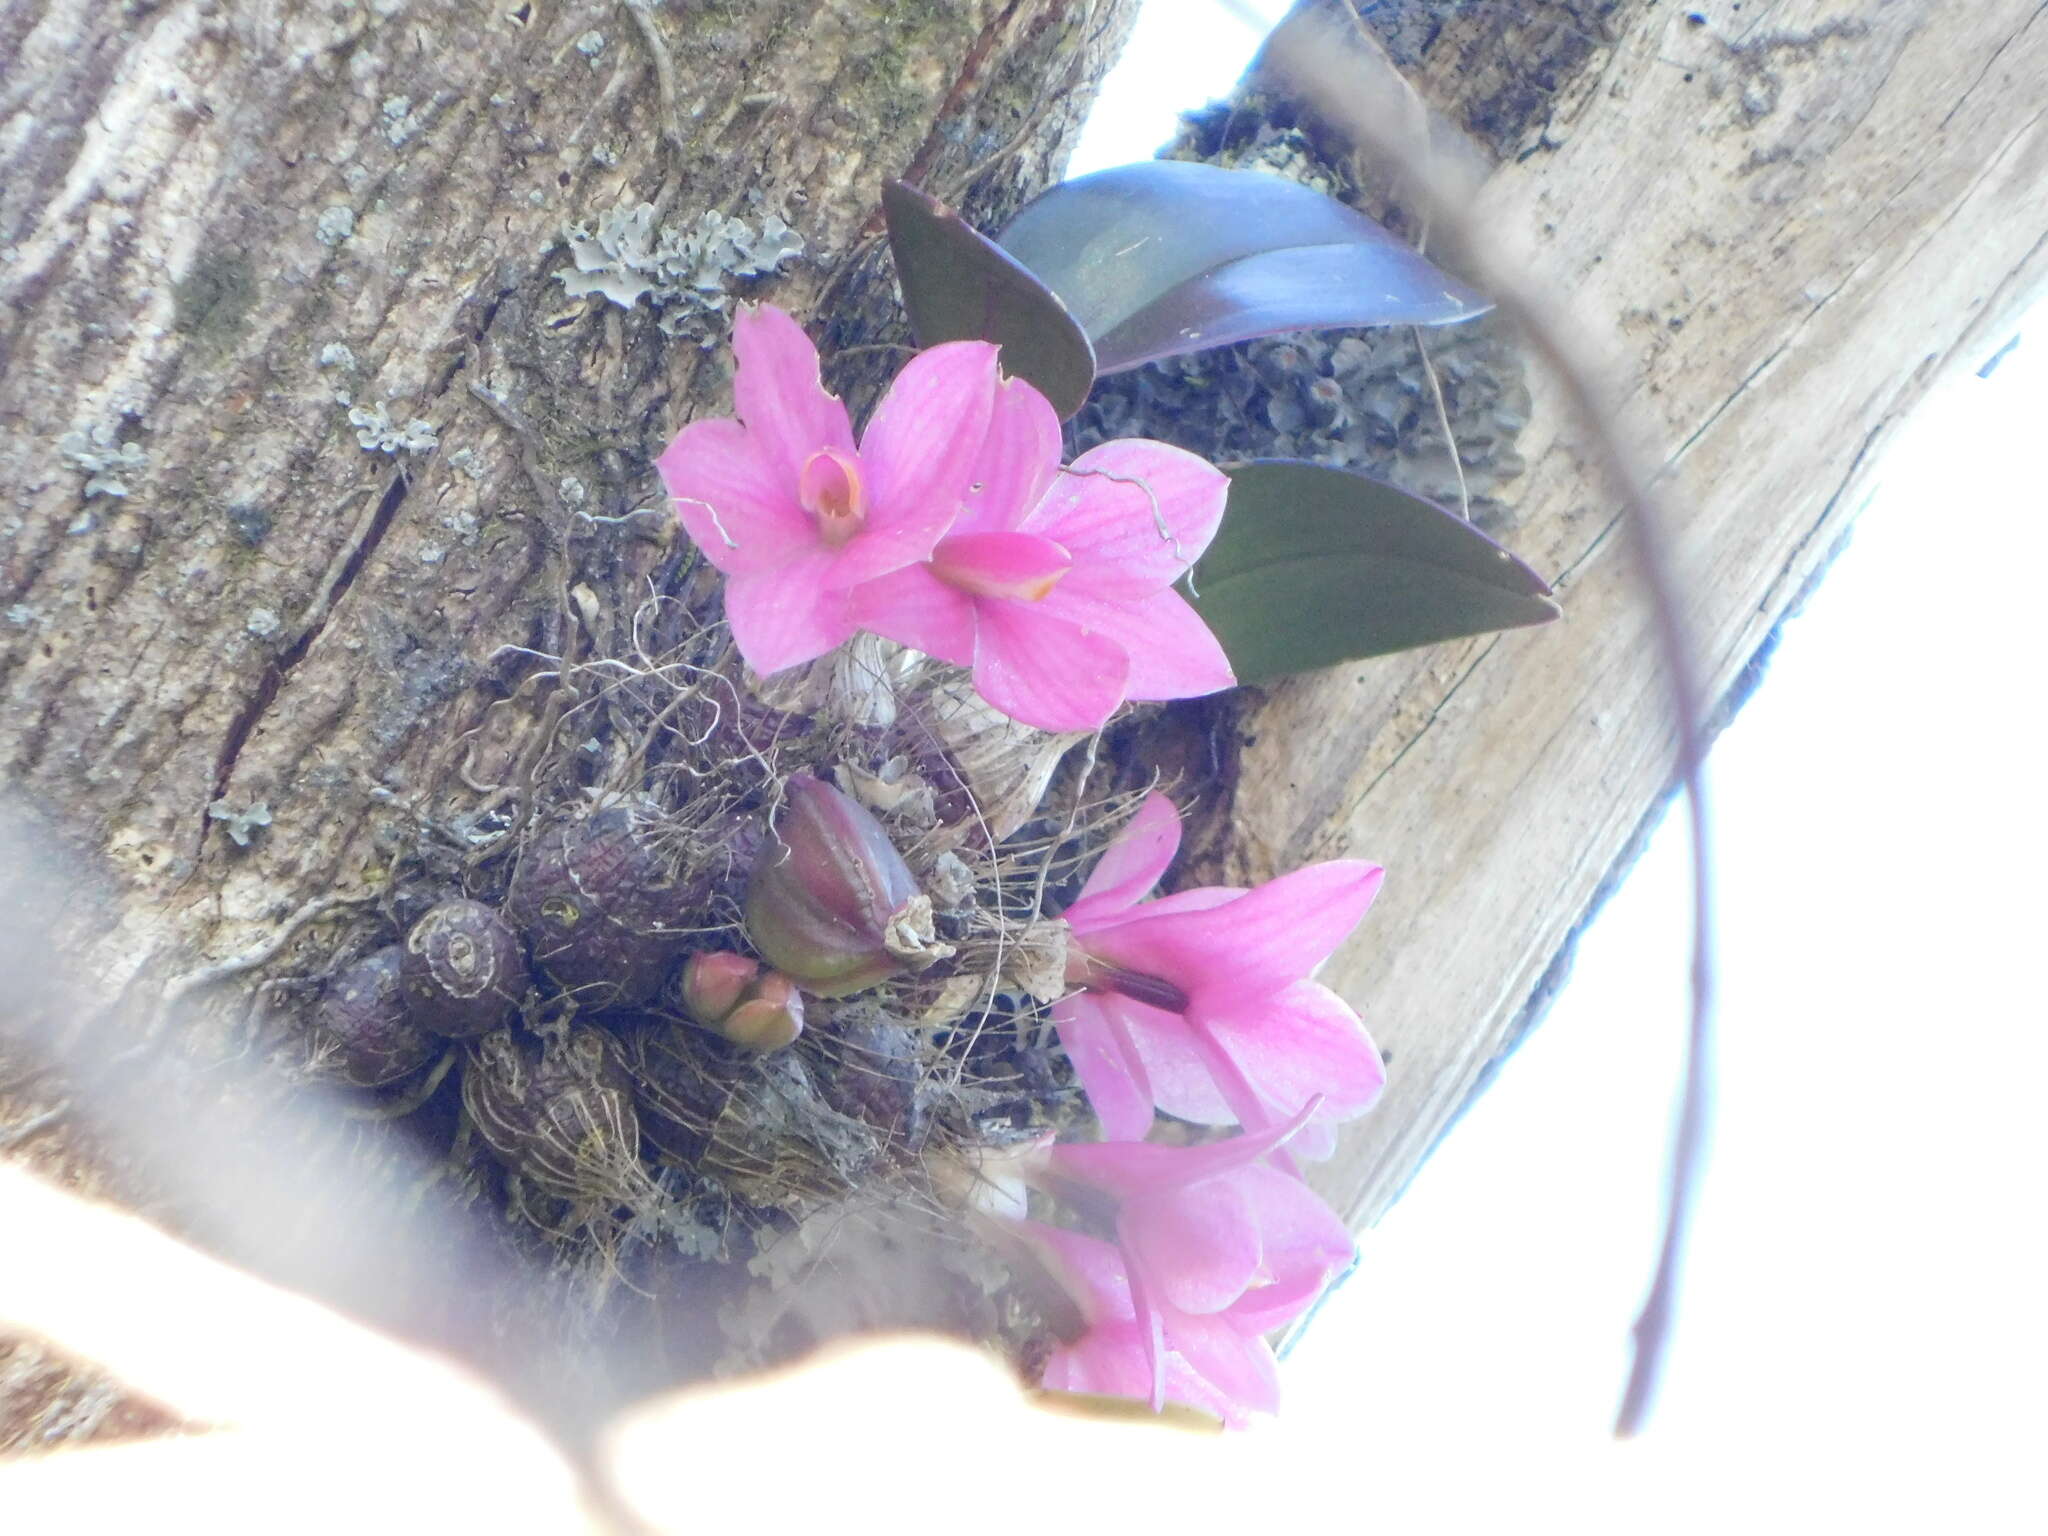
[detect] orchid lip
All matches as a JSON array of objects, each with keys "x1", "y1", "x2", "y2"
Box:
[
  {"x1": 928, "y1": 531, "x2": 1073, "y2": 602},
  {"x1": 798, "y1": 447, "x2": 866, "y2": 547}
]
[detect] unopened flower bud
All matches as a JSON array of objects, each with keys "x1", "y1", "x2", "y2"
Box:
[
  {"x1": 746, "y1": 773, "x2": 924, "y2": 997},
  {"x1": 680, "y1": 950, "x2": 761, "y2": 1029},
  {"x1": 717, "y1": 971, "x2": 806, "y2": 1053}
]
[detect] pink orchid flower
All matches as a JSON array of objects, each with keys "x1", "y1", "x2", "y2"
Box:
[
  {"x1": 1033, "y1": 1100, "x2": 1355, "y2": 1327},
  {"x1": 658, "y1": 304, "x2": 1000, "y2": 675},
  {"x1": 1055, "y1": 792, "x2": 1387, "y2": 1155},
  {"x1": 1020, "y1": 1219, "x2": 1322, "y2": 1430},
  {"x1": 848, "y1": 371, "x2": 1235, "y2": 731}
]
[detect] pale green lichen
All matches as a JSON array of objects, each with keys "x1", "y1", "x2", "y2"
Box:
[
  {"x1": 206, "y1": 799, "x2": 272, "y2": 846},
  {"x1": 316, "y1": 206, "x2": 356, "y2": 246},
  {"x1": 556, "y1": 202, "x2": 804, "y2": 338},
  {"x1": 349, "y1": 402, "x2": 438, "y2": 454},
  {"x1": 59, "y1": 424, "x2": 148, "y2": 498}
]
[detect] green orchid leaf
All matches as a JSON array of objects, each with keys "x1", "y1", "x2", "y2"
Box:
[
  {"x1": 1191, "y1": 460, "x2": 1560, "y2": 684},
  {"x1": 880, "y1": 179, "x2": 1097, "y2": 419},
  {"x1": 998, "y1": 162, "x2": 1491, "y2": 375}
]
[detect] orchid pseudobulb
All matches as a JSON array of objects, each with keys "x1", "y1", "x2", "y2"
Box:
[{"x1": 1055, "y1": 792, "x2": 1387, "y2": 1156}]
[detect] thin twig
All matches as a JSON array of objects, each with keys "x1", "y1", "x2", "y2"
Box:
[
  {"x1": 0, "y1": 1101, "x2": 69, "y2": 1152},
  {"x1": 1412, "y1": 324, "x2": 1471, "y2": 520},
  {"x1": 163, "y1": 892, "x2": 377, "y2": 1005},
  {"x1": 467, "y1": 372, "x2": 567, "y2": 531},
  {"x1": 341, "y1": 1048, "x2": 460, "y2": 1122},
  {"x1": 621, "y1": 0, "x2": 686, "y2": 162}
]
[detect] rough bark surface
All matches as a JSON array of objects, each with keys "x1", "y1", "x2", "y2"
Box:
[
  {"x1": 0, "y1": 0, "x2": 1137, "y2": 1449},
  {"x1": 1199, "y1": 0, "x2": 2048, "y2": 1227}
]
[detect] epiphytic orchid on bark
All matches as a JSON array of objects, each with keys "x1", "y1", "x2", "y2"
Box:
[
  {"x1": 849, "y1": 370, "x2": 1235, "y2": 731},
  {"x1": 1055, "y1": 792, "x2": 1387, "y2": 1155},
  {"x1": 657, "y1": 304, "x2": 999, "y2": 674}
]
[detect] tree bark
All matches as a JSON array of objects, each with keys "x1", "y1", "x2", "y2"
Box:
[
  {"x1": 0, "y1": 0, "x2": 1139, "y2": 985},
  {"x1": 0, "y1": 0, "x2": 1138, "y2": 1448}
]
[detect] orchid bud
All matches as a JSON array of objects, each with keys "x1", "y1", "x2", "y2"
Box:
[
  {"x1": 746, "y1": 773, "x2": 927, "y2": 997},
  {"x1": 718, "y1": 971, "x2": 806, "y2": 1053},
  {"x1": 680, "y1": 950, "x2": 761, "y2": 1029}
]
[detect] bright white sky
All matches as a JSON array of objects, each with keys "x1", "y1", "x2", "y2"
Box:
[{"x1": 1073, "y1": 2, "x2": 2047, "y2": 1522}]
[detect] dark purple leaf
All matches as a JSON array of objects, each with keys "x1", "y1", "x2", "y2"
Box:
[
  {"x1": 880, "y1": 180, "x2": 1096, "y2": 419},
  {"x1": 998, "y1": 162, "x2": 1491, "y2": 374},
  {"x1": 1190, "y1": 460, "x2": 1558, "y2": 684}
]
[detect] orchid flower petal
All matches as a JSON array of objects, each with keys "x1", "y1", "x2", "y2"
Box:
[
  {"x1": 1050, "y1": 993, "x2": 1156, "y2": 1143},
  {"x1": 1195, "y1": 980, "x2": 1388, "y2": 1131},
  {"x1": 1086, "y1": 861, "x2": 1385, "y2": 1008},
  {"x1": 1047, "y1": 1099, "x2": 1321, "y2": 1198},
  {"x1": 1039, "y1": 1324, "x2": 1149, "y2": 1399},
  {"x1": 851, "y1": 340, "x2": 1002, "y2": 579},
  {"x1": 847, "y1": 563, "x2": 977, "y2": 667},
  {"x1": 1044, "y1": 1323, "x2": 1274, "y2": 1431},
  {"x1": 1022, "y1": 1225, "x2": 1283, "y2": 1430},
  {"x1": 657, "y1": 419, "x2": 811, "y2": 577},
  {"x1": 1064, "y1": 792, "x2": 1182, "y2": 922},
  {"x1": 1160, "y1": 1309, "x2": 1283, "y2": 1424},
  {"x1": 1116, "y1": 991, "x2": 1238, "y2": 1126},
  {"x1": 1119, "y1": 1177, "x2": 1263, "y2": 1316},
  {"x1": 1014, "y1": 1222, "x2": 1134, "y2": 1327},
  {"x1": 1123, "y1": 1243, "x2": 1169, "y2": 1411},
  {"x1": 1024, "y1": 440, "x2": 1228, "y2": 600},
  {"x1": 1184, "y1": 1013, "x2": 1283, "y2": 1142},
  {"x1": 723, "y1": 554, "x2": 856, "y2": 675},
  {"x1": 1033, "y1": 585, "x2": 1236, "y2": 701},
  {"x1": 1119, "y1": 886, "x2": 1242, "y2": 918},
  {"x1": 1220, "y1": 1164, "x2": 1356, "y2": 1333},
  {"x1": 971, "y1": 602, "x2": 1130, "y2": 732},
  {"x1": 731, "y1": 304, "x2": 854, "y2": 480},
  {"x1": 929, "y1": 531, "x2": 1073, "y2": 602},
  {"x1": 954, "y1": 372, "x2": 1064, "y2": 537},
  {"x1": 1278, "y1": 1114, "x2": 1340, "y2": 1163}
]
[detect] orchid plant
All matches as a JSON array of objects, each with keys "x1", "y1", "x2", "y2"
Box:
[{"x1": 657, "y1": 292, "x2": 1399, "y2": 1428}]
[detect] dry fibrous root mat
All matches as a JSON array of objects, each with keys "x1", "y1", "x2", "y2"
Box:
[{"x1": 14, "y1": 557, "x2": 1185, "y2": 1433}]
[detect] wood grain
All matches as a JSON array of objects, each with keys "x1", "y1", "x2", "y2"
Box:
[{"x1": 1222, "y1": 0, "x2": 2048, "y2": 1225}]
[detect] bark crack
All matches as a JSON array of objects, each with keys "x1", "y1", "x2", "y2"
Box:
[
  {"x1": 1938, "y1": 3, "x2": 2045, "y2": 133},
  {"x1": 200, "y1": 467, "x2": 416, "y2": 850},
  {"x1": 901, "y1": 0, "x2": 1034, "y2": 188},
  {"x1": 1312, "y1": 635, "x2": 1503, "y2": 861}
]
